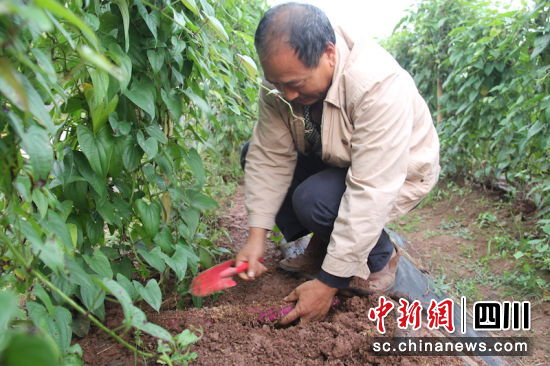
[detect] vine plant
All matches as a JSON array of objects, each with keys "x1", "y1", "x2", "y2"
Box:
[{"x1": 0, "y1": 0, "x2": 264, "y2": 364}]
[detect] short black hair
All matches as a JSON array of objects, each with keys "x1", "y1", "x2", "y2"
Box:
[{"x1": 255, "y1": 2, "x2": 336, "y2": 68}]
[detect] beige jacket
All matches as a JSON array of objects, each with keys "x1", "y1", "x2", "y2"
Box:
[{"x1": 244, "y1": 28, "x2": 440, "y2": 280}]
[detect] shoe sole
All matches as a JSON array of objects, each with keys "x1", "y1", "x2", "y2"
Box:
[{"x1": 278, "y1": 262, "x2": 304, "y2": 273}]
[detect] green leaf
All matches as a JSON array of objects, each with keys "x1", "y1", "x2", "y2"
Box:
[
  {"x1": 175, "y1": 329, "x2": 199, "y2": 347},
  {"x1": 32, "y1": 188, "x2": 49, "y2": 219},
  {"x1": 83, "y1": 81, "x2": 119, "y2": 133},
  {"x1": 137, "y1": 130, "x2": 158, "y2": 159},
  {"x1": 124, "y1": 304, "x2": 147, "y2": 328},
  {"x1": 136, "y1": 322, "x2": 173, "y2": 343},
  {"x1": 101, "y1": 279, "x2": 132, "y2": 311},
  {"x1": 107, "y1": 43, "x2": 132, "y2": 92},
  {"x1": 65, "y1": 259, "x2": 93, "y2": 288},
  {"x1": 73, "y1": 160, "x2": 106, "y2": 205},
  {"x1": 514, "y1": 251, "x2": 525, "y2": 259},
  {"x1": 204, "y1": 14, "x2": 228, "y2": 41},
  {"x1": 77, "y1": 125, "x2": 112, "y2": 177},
  {"x1": 114, "y1": 0, "x2": 130, "y2": 52},
  {"x1": 79, "y1": 279, "x2": 105, "y2": 313},
  {"x1": 165, "y1": 245, "x2": 189, "y2": 281},
  {"x1": 145, "y1": 125, "x2": 168, "y2": 144},
  {"x1": 181, "y1": 207, "x2": 199, "y2": 238},
  {"x1": 0, "y1": 57, "x2": 28, "y2": 111},
  {"x1": 42, "y1": 211, "x2": 74, "y2": 254},
  {"x1": 183, "y1": 89, "x2": 210, "y2": 115},
  {"x1": 188, "y1": 191, "x2": 218, "y2": 211},
  {"x1": 32, "y1": 284, "x2": 54, "y2": 314},
  {"x1": 26, "y1": 301, "x2": 71, "y2": 353},
  {"x1": 26, "y1": 301, "x2": 50, "y2": 331},
  {"x1": 527, "y1": 121, "x2": 545, "y2": 140},
  {"x1": 35, "y1": 0, "x2": 99, "y2": 50},
  {"x1": 136, "y1": 1, "x2": 159, "y2": 40},
  {"x1": 71, "y1": 314, "x2": 91, "y2": 338},
  {"x1": 135, "y1": 199, "x2": 161, "y2": 238},
  {"x1": 48, "y1": 11, "x2": 75, "y2": 48},
  {"x1": 122, "y1": 136, "x2": 143, "y2": 171},
  {"x1": 0, "y1": 291, "x2": 17, "y2": 345},
  {"x1": 184, "y1": 148, "x2": 205, "y2": 186},
  {"x1": 19, "y1": 125, "x2": 53, "y2": 181},
  {"x1": 147, "y1": 50, "x2": 165, "y2": 74},
  {"x1": 67, "y1": 222, "x2": 78, "y2": 249},
  {"x1": 180, "y1": 0, "x2": 199, "y2": 15},
  {"x1": 31, "y1": 49, "x2": 56, "y2": 83},
  {"x1": 20, "y1": 220, "x2": 44, "y2": 254},
  {"x1": 52, "y1": 306, "x2": 72, "y2": 353},
  {"x1": 116, "y1": 274, "x2": 139, "y2": 301},
  {"x1": 2, "y1": 333, "x2": 59, "y2": 366},
  {"x1": 160, "y1": 89, "x2": 182, "y2": 120},
  {"x1": 38, "y1": 239, "x2": 64, "y2": 274},
  {"x1": 532, "y1": 34, "x2": 549, "y2": 59},
  {"x1": 79, "y1": 46, "x2": 125, "y2": 81},
  {"x1": 154, "y1": 228, "x2": 174, "y2": 254},
  {"x1": 138, "y1": 247, "x2": 167, "y2": 273},
  {"x1": 125, "y1": 79, "x2": 156, "y2": 120},
  {"x1": 109, "y1": 115, "x2": 132, "y2": 136},
  {"x1": 133, "y1": 279, "x2": 162, "y2": 312},
  {"x1": 236, "y1": 54, "x2": 258, "y2": 77},
  {"x1": 4, "y1": 73, "x2": 54, "y2": 133},
  {"x1": 83, "y1": 250, "x2": 113, "y2": 279}
]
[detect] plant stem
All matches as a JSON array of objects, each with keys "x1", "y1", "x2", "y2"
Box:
[
  {"x1": 0, "y1": 232, "x2": 153, "y2": 359},
  {"x1": 33, "y1": 270, "x2": 154, "y2": 358}
]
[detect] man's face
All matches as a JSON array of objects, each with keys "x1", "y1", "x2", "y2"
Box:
[{"x1": 261, "y1": 42, "x2": 336, "y2": 105}]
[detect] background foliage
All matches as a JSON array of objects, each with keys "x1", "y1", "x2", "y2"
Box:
[
  {"x1": 0, "y1": 0, "x2": 262, "y2": 364},
  {"x1": 384, "y1": 0, "x2": 549, "y2": 289}
]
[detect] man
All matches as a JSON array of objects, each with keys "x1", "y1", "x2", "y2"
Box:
[{"x1": 236, "y1": 2, "x2": 440, "y2": 324}]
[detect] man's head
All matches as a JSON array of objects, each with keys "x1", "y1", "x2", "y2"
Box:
[{"x1": 255, "y1": 3, "x2": 337, "y2": 105}]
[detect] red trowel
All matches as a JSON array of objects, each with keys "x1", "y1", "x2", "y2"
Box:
[{"x1": 190, "y1": 259, "x2": 262, "y2": 296}]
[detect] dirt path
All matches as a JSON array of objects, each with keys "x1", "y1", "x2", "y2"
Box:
[{"x1": 79, "y1": 184, "x2": 547, "y2": 365}]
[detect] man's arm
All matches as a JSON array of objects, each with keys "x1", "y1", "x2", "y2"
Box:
[
  {"x1": 320, "y1": 70, "x2": 416, "y2": 282},
  {"x1": 237, "y1": 85, "x2": 297, "y2": 280},
  {"x1": 244, "y1": 85, "x2": 298, "y2": 230}
]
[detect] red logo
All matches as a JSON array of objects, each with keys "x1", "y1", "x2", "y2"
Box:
[
  {"x1": 368, "y1": 296, "x2": 395, "y2": 334},
  {"x1": 427, "y1": 298, "x2": 455, "y2": 333},
  {"x1": 397, "y1": 299, "x2": 423, "y2": 330}
]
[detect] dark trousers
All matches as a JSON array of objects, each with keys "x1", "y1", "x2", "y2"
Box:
[{"x1": 241, "y1": 143, "x2": 393, "y2": 273}]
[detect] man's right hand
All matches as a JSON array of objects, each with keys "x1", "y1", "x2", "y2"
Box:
[{"x1": 235, "y1": 227, "x2": 268, "y2": 281}]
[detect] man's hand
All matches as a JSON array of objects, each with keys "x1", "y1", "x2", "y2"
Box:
[
  {"x1": 235, "y1": 227, "x2": 268, "y2": 281},
  {"x1": 279, "y1": 279, "x2": 338, "y2": 325}
]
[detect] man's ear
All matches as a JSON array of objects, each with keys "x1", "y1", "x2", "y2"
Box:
[{"x1": 324, "y1": 43, "x2": 336, "y2": 67}]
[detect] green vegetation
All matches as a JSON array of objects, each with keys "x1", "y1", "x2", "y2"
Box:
[
  {"x1": 385, "y1": 0, "x2": 549, "y2": 297},
  {"x1": 398, "y1": 181, "x2": 548, "y2": 301},
  {"x1": 0, "y1": 0, "x2": 262, "y2": 364}
]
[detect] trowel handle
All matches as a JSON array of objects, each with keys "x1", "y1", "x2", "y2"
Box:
[
  {"x1": 219, "y1": 258, "x2": 264, "y2": 278},
  {"x1": 232, "y1": 261, "x2": 250, "y2": 274}
]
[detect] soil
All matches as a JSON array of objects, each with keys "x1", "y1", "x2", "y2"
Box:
[
  {"x1": 389, "y1": 184, "x2": 549, "y2": 365},
  {"x1": 79, "y1": 184, "x2": 548, "y2": 366}
]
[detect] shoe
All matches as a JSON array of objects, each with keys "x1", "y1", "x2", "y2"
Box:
[
  {"x1": 347, "y1": 245, "x2": 400, "y2": 295},
  {"x1": 278, "y1": 235, "x2": 329, "y2": 275}
]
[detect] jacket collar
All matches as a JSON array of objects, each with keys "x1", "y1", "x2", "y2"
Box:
[{"x1": 324, "y1": 31, "x2": 352, "y2": 108}]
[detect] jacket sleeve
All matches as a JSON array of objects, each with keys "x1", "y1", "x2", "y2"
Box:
[
  {"x1": 244, "y1": 86, "x2": 297, "y2": 230},
  {"x1": 321, "y1": 71, "x2": 416, "y2": 280}
]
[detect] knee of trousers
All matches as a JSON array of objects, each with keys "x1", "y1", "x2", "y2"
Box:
[{"x1": 291, "y1": 182, "x2": 335, "y2": 236}]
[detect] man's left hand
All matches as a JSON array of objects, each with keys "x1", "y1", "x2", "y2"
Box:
[{"x1": 279, "y1": 279, "x2": 338, "y2": 325}]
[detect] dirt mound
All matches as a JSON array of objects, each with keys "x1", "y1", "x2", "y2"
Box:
[
  {"x1": 149, "y1": 295, "x2": 464, "y2": 366},
  {"x1": 78, "y1": 187, "x2": 472, "y2": 365}
]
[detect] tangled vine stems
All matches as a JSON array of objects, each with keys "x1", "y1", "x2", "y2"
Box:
[{"x1": 0, "y1": 231, "x2": 154, "y2": 359}]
